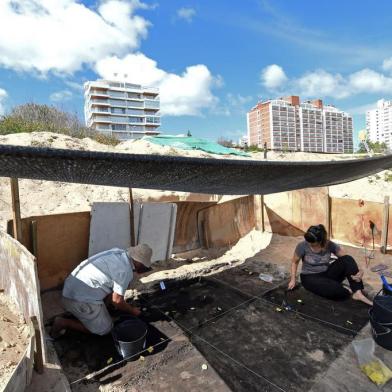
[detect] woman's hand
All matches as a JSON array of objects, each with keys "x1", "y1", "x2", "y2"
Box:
[
  {"x1": 351, "y1": 270, "x2": 364, "y2": 282},
  {"x1": 288, "y1": 278, "x2": 296, "y2": 290}
]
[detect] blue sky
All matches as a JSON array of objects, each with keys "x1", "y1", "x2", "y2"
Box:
[{"x1": 0, "y1": 0, "x2": 392, "y2": 144}]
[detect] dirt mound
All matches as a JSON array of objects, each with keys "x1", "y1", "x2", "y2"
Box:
[{"x1": 0, "y1": 293, "x2": 29, "y2": 390}]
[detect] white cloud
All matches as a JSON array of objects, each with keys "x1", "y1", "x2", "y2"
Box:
[
  {"x1": 0, "y1": 0, "x2": 150, "y2": 74},
  {"x1": 0, "y1": 88, "x2": 7, "y2": 115},
  {"x1": 294, "y1": 69, "x2": 349, "y2": 99},
  {"x1": 95, "y1": 53, "x2": 218, "y2": 116},
  {"x1": 64, "y1": 81, "x2": 84, "y2": 92},
  {"x1": 345, "y1": 102, "x2": 378, "y2": 115},
  {"x1": 382, "y1": 57, "x2": 392, "y2": 73},
  {"x1": 260, "y1": 64, "x2": 288, "y2": 90},
  {"x1": 177, "y1": 7, "x2": 196, "y2": 23},
  {"x1": 261, "y1": 61, "x2": 392, "y2": 99},
  {"x1": 50, "y1": 89, "x2": 73, "y2": 102}
]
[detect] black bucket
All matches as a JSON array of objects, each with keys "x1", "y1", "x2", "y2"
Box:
[
  {"x1": 112, "y1": 317, "x2": 147, "y2": 361},
  {"x1": 369, "y1": 308, "x2": 392, "y2": 351},
  {"x1": 383, "y1": 285, "x2": 392, "y2": 296},
  {"x1": 373, "y1": 294, "x2": 392, "y2": 324}
]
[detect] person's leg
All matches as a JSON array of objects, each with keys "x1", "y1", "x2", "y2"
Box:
[
  {"x1": 327, "y1": 256, "x2": 372, "y2": 306},
  {"x1": 51, "y1": 316, "x2": 90, "y2": 338},
  {"x1": 300, "y1": 273, "x2": 350, "y2": 300},
  {"x1": 58, "y1": 297, "x2": 113, "y2": 336},
  {"x1": 327, "y1": 256, "x2": 363, "y2": 291}
]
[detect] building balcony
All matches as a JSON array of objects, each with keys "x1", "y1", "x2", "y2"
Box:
[
  {"x1": 144, "y1": 100, "x2": 160, "y2": 109},
  {"x1": 89, "y1": 99, "x2": 110, "y2": 105},
  {"x1": 92, "y1": 116, "x2": 111, "y2": 123}
]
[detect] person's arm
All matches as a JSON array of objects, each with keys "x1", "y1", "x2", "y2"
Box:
[
  {"x1": 288, "y1": 253, "x2": 301, "y2": 290},
  {"x1": 111, "y1": 292, "x2": 141, "y2": 316}
]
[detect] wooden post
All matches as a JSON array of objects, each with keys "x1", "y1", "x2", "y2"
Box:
[
  {"x1": 326, "y1": 188, "x2": 332, "y2": 238},
  {"x1": 30, "y1": 316, "x2": 44, "y2": 374},
  {"x1": 381, "y1": 195, "x2": 390, "y2": 254},
  {"x1": 129, "y1": 188, "x2": 136, "y2": 246},
  {"x1": 10, "y1": 178, "x2": 22, "y2": 242},
  {"x1": 254, "y1": 195, "x2": 265, "y2": 232},
  {"x1": 31, "y1": 221, "x2": 38, "y2": 256}
]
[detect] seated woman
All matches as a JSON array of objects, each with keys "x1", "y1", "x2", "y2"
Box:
[{"x1": 288, "y1": 224, "x2": 372, "y2": 306}]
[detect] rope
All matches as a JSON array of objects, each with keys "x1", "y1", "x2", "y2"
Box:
[
  {"x1": 208, "y1": 276, "x2": 359, "y2": 335},
  {"x1": 69, "y1": 279, "x2": 286, "y2": 388},
  {"x1": 70, "y1": 273, "x2": 357, "y2": 388}
]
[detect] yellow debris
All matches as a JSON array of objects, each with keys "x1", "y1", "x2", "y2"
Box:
[
  {"x1": 106, "y1": 357, "x2": 113, "y2": 365},
  {"x1": 275, "y1": 307, "x2": 282, "y2": 312},
  {"x1": 139, "y1": 355, "x2": 145, "y2": 361},
  {"x1": 360, "y1": 361, "x2": 392, "y2": 386},
  {"x1": 147, "y1": 346, "x2": 154, "y2": 354}
]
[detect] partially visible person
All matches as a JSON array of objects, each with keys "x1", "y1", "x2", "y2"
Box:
[
  {"x1": 51, "y1": 244, "x2": 153, "y2": 338},
  {"x1": 288, "y1": 224, "x2": 372, "y2": 306}
]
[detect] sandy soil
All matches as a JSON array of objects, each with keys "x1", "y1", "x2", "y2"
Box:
[
  {"x1": 0, "y1": 131, "x2": 391, "y2": 230},
  {"x1": 0, "y1": 293, "x2": 29, "y2": 390},
  {"x1": 140, "y1": 229, "x2": 272, "y2": 284}
]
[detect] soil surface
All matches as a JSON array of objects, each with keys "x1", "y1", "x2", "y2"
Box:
[
  {"x1": 0, "y1": 293, "x2": 29, "y2": 390},
  {"x1": 53, "y1": 259, "x2": 370, "y2": 392}
]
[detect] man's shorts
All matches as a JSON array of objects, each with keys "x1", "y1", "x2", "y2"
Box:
[{"x1": 62, "y1": 297, "x2": 113, "y2": 335}]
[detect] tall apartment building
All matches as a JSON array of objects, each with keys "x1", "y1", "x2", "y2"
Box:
[
  {"x1": 366, "y1": 99, "x2": 392, "y2": 149},
  {"x1": 84, "y1": 79, "x2": 161, "y2": 140},
  {"x1": 247, "y1": 96, "x2": 353, "y2": 153}
]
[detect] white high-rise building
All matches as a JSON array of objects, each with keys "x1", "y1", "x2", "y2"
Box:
[
  {"x1": 84, "y1": 79, "x2": 161, "y2": 140},
  {"x1": 366, "y1": 99, "x2": 392, "y2": 149}
]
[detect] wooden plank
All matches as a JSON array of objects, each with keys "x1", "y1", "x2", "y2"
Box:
[
  {"x1": 326, "y1": 188, "x2": 332, "y2": 238},
  {"x1": 381, "y1": 196, "x2": 390, "y2": 254},
  {"x1": 31, "y1": 220, "x2": 37, "y2": 256},
  {"x1": 34, "y1": 212, "x2": 90, "y2": 290},
  {"x1": 253, "y1": 195, "x2": 264, "y2": 232},
  {"x1": 0, "y1": 230, "x2": 46, "y2": 363},
  {"x1": 3, "y1": 351, "x2": 29, "y2": 392},
  {"x1": 129, "y1": 189, "x2": 136, "y2": 247},
  {"x1": 10, "y1": 178, "x2": 22, "y2": 241},
  {"x1": 27, "y1": 320, "x2": 36, "y2": 384},
  {"x1": 30, "y1": 316, "x2": 44, "y2": 374}
]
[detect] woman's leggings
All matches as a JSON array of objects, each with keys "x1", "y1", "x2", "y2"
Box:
[{"x1": 300, "y1": 255, "x2": 364, "y2": 300}]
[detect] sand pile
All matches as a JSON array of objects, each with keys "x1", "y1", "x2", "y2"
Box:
[
  {"x1": 0, "y1": 131, "x2": 391, "y2": 231},
  {"x1": 140, "y1": 229, "x2": 273, "y2": 283},
  {"x1": 0, "y1": 293, "x2": 29, "y2": 390}
]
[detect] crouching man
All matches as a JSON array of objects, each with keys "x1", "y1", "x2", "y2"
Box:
[{"x1": 51, "y1": 244, "x2": 152, "y2": 338}]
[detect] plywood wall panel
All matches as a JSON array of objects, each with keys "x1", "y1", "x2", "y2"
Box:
[
  {"x1": 331, "y1": 198, "x2": 383, "y2": 247},
  {"x1": 34, "y1": 212, "x2": 90, "y2": 290},
  {"x1": 173, "y1": 202, "x2": 216, "y2": 253},
  {"x1": 203, "y1": 196, "x2": 255, "y2": 248},
  {"x1": 264, "y1": 188, "x2": 328, "y2": 236}
]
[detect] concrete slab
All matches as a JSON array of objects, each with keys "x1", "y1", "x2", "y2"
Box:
[
  {"x1": 135, "y1": 202, "x2": 177, "y2": 262},
  {"x1": 89, "y1": 202, "x2": 131, "y2": 257}
]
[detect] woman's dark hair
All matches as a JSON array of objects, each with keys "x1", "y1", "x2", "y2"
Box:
[{"x1": 304, "y1": 224, "x2": 328, "y2": 247}]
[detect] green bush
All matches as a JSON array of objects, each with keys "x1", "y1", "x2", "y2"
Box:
[{"x1": 0, "y1": 103, "x2": 119, "y2": 146}]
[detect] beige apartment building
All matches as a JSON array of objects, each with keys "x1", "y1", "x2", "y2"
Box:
[{"x1": 247, "y1": 96, "x2": 353, "y2": 153}]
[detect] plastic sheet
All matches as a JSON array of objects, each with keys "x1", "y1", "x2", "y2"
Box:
[{"x1": 352, "y1": 338, "x2": 392, "y2": 386}]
